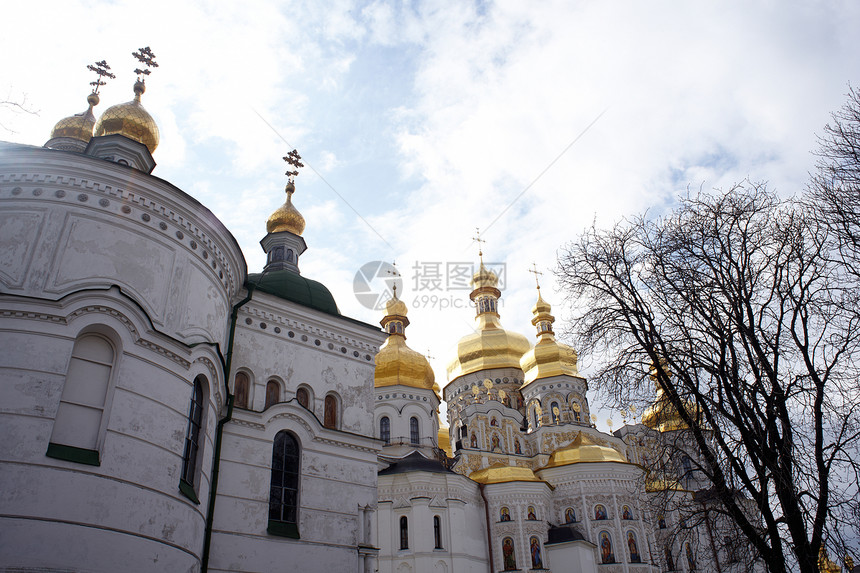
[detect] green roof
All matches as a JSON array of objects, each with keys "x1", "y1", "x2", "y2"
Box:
[{"x1": 247, "y1": 270, "x2": 340, "y2": 316}]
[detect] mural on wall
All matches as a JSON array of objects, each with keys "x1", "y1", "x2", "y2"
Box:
[
  {"x1": 530, "y1": 537, "x2": 543, "y2": 569},
  {"x1": 502, "y1": 537, "x2": 516, "y2": 571},
  {"x1": 628, "y1": 531, "x2": 641, "y2": 563},
  {"x1": 600, "y1": 531, "x2": 615, "y2": 564},
  {"x1": 622, "y1": 505, "x2": 633, "y2": 520},
  {"x1": 594, "y1": 504, "x2": 608, "y2": 520},
  {"x1": 500, "y1": 507, "x2": 511, "y2": 522},
  {"x1": 564, "y1": 507, "x2": 575, "y2": 523},
  {"x1": 527, "y1": 506, "x2": 537, "y2": 520}
]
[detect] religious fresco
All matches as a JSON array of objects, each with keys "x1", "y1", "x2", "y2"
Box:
[
  {"x1": 600, "y1": 531, "x2": 615, "y2": 564},
  {"x1": 622, "y1": 505, "x2": 633, "y2": 520},
  {"x1": 594, "y1": 504, "x2": 608, "y2": 520},
  {"x1": 500, "y1": 507, "x2": 511, "y2": 522},
  {"x1": 527, "y1": 506, "x2": 537, "y2": 520},
  {"x1": 502, "y1": 537, "x2": 516, "y2": 570},
  {"x1": 530, "y1": 537, "x2": 543, "y2": 568},
  {"x1": 564, "y1": 507, "x2": 575, "y2": 523},
  {"x1": 628, "y1": 531, "x2": 641, "y2": 563}
]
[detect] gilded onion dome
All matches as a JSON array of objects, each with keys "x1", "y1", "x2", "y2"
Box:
[
  {"x1": 94, "y1": 80, "x2": 159, "y2": 153},
  {"x1": 541, "y1": 432, "x2": 628, "y2": 468},
  {"x1": 520, "y1": 289, "x2": 579, "y2": 385},
  {"x1": 50, "y1": 92, "x2": 100, "y2": 143},
  {"x1": 470, "y1": 462, "x2": 544, "y2": 484},
  {"x1": 266, "y1": 180, "x2": 306, "y2": 235},
  {"x1": 447, "y1": 262, "x2": 530, "y2": 380},
  {"x1": 640, "y1": 361, "x2": 701, "y2": 432},
  {"x1": 374, "y1": 294, "x2": 436, "y2": 392},
  {"x1": 437, "y1": 423, "x2": 452, "y2": 457}
]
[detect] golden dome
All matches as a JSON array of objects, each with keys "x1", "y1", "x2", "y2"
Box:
[
  {"x1": 471, "y1": 262, "x2": 498, "y2": 289},
  {"x1": 640, "y1": 362, "x2": 701, "y2": 432},
  {"x1": 470, "y1": 462, "x2": 544, "y2": 485},
  {"x1": 375, "y1": 295, "x2": 435, "y2": 391},
  {"x1": 94, "y1": 80, "x2": 159, "y2": 153},
  {"x1": 520, "y1": 290, "x2": 579, "y2": 385},
  {"x1": 541, "y1": 432, "x2": 628, "y2": 468},
  {"x1": 266, "y1": 181, "x2": 306, "y2": 235},
  {"x1": 437, "y1": 424, "x2": 452, "y2": 457},
  {"x1": 447, "y1": 261, "x2": 529, "y2": 381},
  {"x1": 447, "y1": 315, "x2": 530, "y2": 380},
  {"x1": 50, "y1": 92, "x2": 99, "y2": 143}
]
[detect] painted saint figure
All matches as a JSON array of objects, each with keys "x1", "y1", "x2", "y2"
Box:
[
  {"x1": 622, "y1": 505, "x2": 633, "y2": 520},
  {"x1": 595, "y1": 504, "x2": 608, "y2": 520},
  {"x1": 470, "y1": 433, "x2": 477, "y2": 448},
  {"x1": 600, "y1": 531, "x2": 615, "y2": 564},
  {"x1": 514, "y1": 440, "x2": 522, "y2": 454},
  {"x1": 564, "y1": 507, "x2": 575, "y2": 523},
  {"x1": 502, "y1": 537, "x2": 516, "y2": 570},
  {"x1": 528, "y1": 506, "x2": 537, "y2": 520},
  {"x1": 500, "y1": 507, "x2": 511, "y2": 522},
  {"x1": 491, "y1": 434, "x2": 501, "y2": 451},
  {"x1": 490, "y1": 417, "x2": 498, "y2": 426},
  {"x1": 686, "y1": 542, "x2": 696, "y2": 569},
  {"x1": 530, "y1": 537, "x2": 543, "y2": 568},
  {"x1": 628, "y1": 531, "x2": 641, "y2": 563}
]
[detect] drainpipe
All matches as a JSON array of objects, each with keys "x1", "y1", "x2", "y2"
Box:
[
  {"x1": 201, "y1": 284, "x2": 255, "y2": 572},
  {"x1": 479, "y1": 483, "x2": 496, "y2": 572}
]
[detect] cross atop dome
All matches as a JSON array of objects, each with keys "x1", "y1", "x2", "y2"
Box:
[
  {"x1": 132, "y1": 47, "x2": 158, "y2": 84},
  {"x1": 87, "y1": 60, "x2": 115, "y2": 95},
  {"x1": 283, "y1": 149, "x2": 304, "y2": 183}
]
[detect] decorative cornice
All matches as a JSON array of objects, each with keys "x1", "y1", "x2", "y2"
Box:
[{"x1": 1, "y1": 170, "x2": 240, "y2": 296}]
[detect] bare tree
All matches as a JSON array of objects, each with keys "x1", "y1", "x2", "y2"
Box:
[
  {"x1": 1, "y1": 87, "x2": 38, "y2": 134},
  {"x1": 809, "y1": 85, "x2": 860, "y2": 278},
  {"x1": 558, "y1": 183, "x2": 860, "y2": 573}
]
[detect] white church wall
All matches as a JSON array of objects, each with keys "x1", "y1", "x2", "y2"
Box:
[{"x1": 0, "y1": 289, "x2": 224, "y2": 572}]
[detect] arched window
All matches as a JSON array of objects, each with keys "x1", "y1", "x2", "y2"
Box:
[
  {"x1": 234, "y1": 372, "x2": 249, "y2": 409},
  {"x1": 265, "y1": 380, "x2": 279, "y2": 409},
  {"x1": 48, "y1": 333, "x2": 116, "y2": 465},
  {"x1": 551, "y1": 401, "x2": 560, "y2": 424},
  {"x1": 664, "y1": 545, "x2": 675, "y2": 570},
  {"x1": 380, "y1": 416, "x2": 390, "y2": 444},
  {"x1": 296, "y1": 387, "x2": 309, "y2": 409},
  {"x1": 410, "y1": 416, "x2": 419, "y2": 445},
  {"x1": 180, "y1": 376, "x2": 206, "y2": 501},
  {"x1": 681, "y1": 454, "x2": 693, "y2": 485},
  {"x1": 324, "y1": 394, "x2": 338, "y2": 429},
  {"x1": 399, "y1": 516, "x2": 409, "y2": 550},
  {"x1": 532, "y1": 408, "x2": 540, "y2": 429},
  {"x1": 433, "y1": 515, "x2": 442, "y2": 549},
  {"x1": 268, "y1": 431, "x2": 300, "y2": 538}
]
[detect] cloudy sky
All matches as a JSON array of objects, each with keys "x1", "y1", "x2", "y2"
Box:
[{"x1": 3, "y1": 0, "x2": 859, "y2": 426}]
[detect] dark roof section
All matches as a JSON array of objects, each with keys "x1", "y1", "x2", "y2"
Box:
[
  {"x1": 378, "y1": 451, "x2": 453, "y2": 476},
  {"x1": 546, "y1": 524, "x2": 588, "y2": 545},
  {"x1": 248, "y1": 270, "x2": 339, "y2": 316}
]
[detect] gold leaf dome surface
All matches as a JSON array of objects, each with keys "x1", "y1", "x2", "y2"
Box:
[
  {"x1": 640, "y1": 393, "x2": 700, "y2": 432},
  {"x1": 374, "y1": 336, "x2": 436, "y2": 390},
  {"x1": 447, "y1": 315, "x2": 530, "y2": 380},
  {"x1": 438, "y1": 425, "x2": 452, "y2": 457},
  {"x1": 470, "y1": 462, "x2": 544, "y2": 484},
  {"x1": 542, "y1": 432, "x2": 628, "y2": 468},
  {"x1": 93, "y1": 81, "x2": 159, "y2": 153},
  {"x1": 375, "y1": 297, "x2": 435, "y2": 391},
  {"x1": 266, "y1": 182, "x2": 306, "y2": 235},
  {"x1": 50, "y1": 93, "x2": 99, "y2": 143},
  {"x1": 520, "y1": 291, "x2": 579, "y2": 385},
  {"x1": 471, "y1": 262, "x2": 498, "y2": 289}
]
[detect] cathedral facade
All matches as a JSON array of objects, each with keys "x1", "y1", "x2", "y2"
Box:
[{"x1": 0, "y1": 69, "x2": 754, "y2": 572}]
